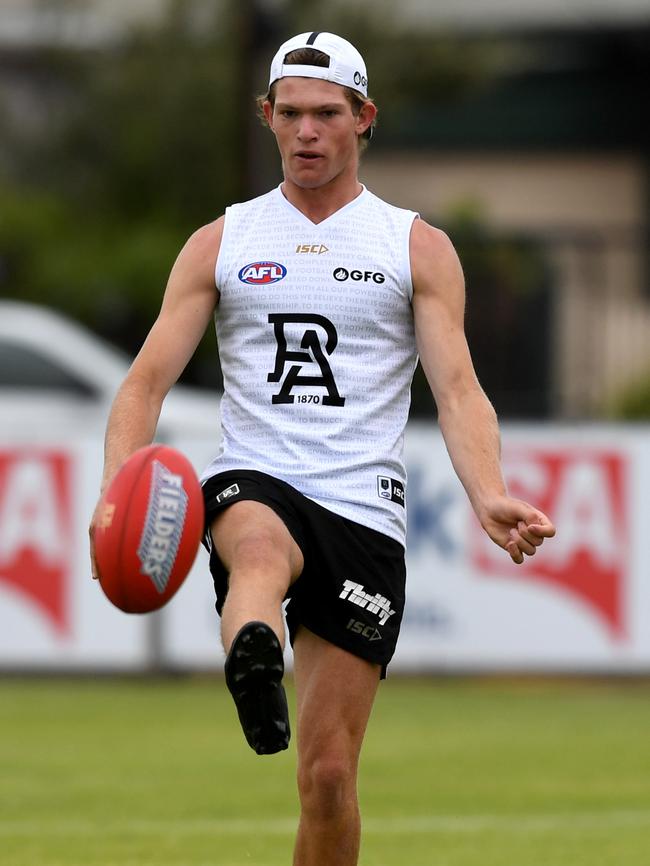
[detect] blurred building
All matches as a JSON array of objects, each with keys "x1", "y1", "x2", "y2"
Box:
[
  {"x1": 0, "y1": 0, "x2": 167, "y2": 47},
  {"x1": 358, "y1": 0, "x2": 650, "y2": 419},
  {"x1": 1, "y1": 0, "x2": 649, "y2": 418}
]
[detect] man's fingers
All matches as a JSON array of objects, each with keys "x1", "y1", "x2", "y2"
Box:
[
  {"x1": 89, "y1": 524, "x2": 100, "y2": 580},
  {"x1": 484, "y1": 497, "x2": 556, "y2": 564},
  {"x1": 507, "y1": 518, "x2": 555, "y2": 563},
  {"x1": 505, "y1": 540, "x2": 524, "y2": 565},
  {"x1": 527, "y1": 521, "x2": 556, "y2": 539},
  {"x1": 517, "y1": 521, "x2": 545, "y2": 547},
  {"x1": 509, "y1": 528, "x2": 536, "y2": 557}
]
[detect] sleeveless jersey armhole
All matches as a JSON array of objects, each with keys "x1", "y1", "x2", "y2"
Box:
[
  {"x1": 403, "y1": 212, "x2": 419, "y2": 302},
  {"x1": 215, "y1": 206, "x2": 234, "y2": 293}
]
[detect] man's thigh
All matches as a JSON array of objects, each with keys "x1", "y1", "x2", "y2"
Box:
[
  {"x1": 210, "y1": 500, "x2": 304, "y2": 580},
  {"x1": 202, "y1": 470, "x2": 307, "y2": 613},
  {"x1": 293, "y1": 627, "x2": 381, "y2": 763},
  {"x1": 286, "y1": 504, "x2": 406, "y2": 678}
]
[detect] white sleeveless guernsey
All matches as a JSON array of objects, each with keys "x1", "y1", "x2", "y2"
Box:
[{"x1": 201, "y1": 185, "x2": 418, "y2": 546}]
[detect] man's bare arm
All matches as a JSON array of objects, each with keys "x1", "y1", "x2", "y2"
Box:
[
  {"x1": 410, "y1": 218, "x2": 555, "y2": 563},
  {"x1": 100, "y1": 217, "x2": 223, "y2": 490},
  {"x1": 90, "y1": 218, "x2": 223, "y2": 578}
]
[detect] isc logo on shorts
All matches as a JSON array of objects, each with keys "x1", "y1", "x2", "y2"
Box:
[
  {"x1": 346, "y1": 619, "x2": 382, "y2": 642},
  {"x1": 377, "y1": 476, "x2": 405, "y2": 507},
  {"x1": 238, "y1": 261, "x2": 287, "y2": 284}
]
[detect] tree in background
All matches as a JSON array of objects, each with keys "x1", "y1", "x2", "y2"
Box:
[
  {"x1": 0, "y1": 1, "x2": 244, "y2": 384},
  {"x1": 0, "y1": 0, "x2": 505, "y2": 390}
]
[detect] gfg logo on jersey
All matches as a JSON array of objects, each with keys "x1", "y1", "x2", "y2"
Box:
[
  {"x1": 333, "y1": 267, "x2": 385, "y2": 284},
  {"x1": 239, "y1": 261, "x2": 287, "y2": 284}
]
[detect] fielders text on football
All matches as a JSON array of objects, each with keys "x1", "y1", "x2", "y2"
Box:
[{"x1": 138, "y1": 463, "x2": 188, "y2": 592}]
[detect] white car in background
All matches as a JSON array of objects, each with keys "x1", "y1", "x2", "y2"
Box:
[
  {"x1": 0, "y1": 301, "x2": 221, "y2": 670},
  {"x1": 0, "y1": 300, "x2": 220, "y2": 440}
]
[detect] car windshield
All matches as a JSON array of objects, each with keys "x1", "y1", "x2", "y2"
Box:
[{"x1": 0, "y1": 338, "x2": 98, "y2": 397}]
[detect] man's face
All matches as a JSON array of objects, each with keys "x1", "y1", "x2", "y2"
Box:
[{"x1": 264, "y1": 77, "x2": 373, "y2": 190}]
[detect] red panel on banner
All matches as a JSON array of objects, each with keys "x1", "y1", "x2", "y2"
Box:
[
  {"x1": 0, "y1": 450, "x2": 73, "y2": 635},
  {"x1": 472, "y1": 449, "x2": 628, "y2": 639}
]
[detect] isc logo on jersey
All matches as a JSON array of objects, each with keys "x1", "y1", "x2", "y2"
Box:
[{"x1": 239, "y1": 261, "x2": 287, "y2": 284}]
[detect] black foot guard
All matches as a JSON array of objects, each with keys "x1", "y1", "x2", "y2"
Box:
[{"x1": 224, "y1": 621, "x2": 290, "y2": 755}]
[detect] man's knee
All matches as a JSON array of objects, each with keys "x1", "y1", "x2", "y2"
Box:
[
  {"x1": 211, "y1": 502, "x2": 303, "y2": 580},
  {"x1": 222, "y1": 531, "x2": 293, "y2": 610},
  {"x1": 228, "y1": 528, "x2": 285, "y2": 574},
  {"x1": 297, "y1": 754, "x2": 356, "y2": 819}
]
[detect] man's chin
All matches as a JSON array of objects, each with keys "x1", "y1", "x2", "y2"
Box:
[{"x1": 288, "y1": 171, "x2": 332, "y2": 191}]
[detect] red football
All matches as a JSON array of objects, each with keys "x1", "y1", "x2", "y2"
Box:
[{"x1": 94, "y1": 444, "x2": 204, "y2": 613}]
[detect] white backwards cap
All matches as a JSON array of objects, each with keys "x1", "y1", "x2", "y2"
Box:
[{"x1": 268, "y1": 31, "x2": 368, "y2": 97}]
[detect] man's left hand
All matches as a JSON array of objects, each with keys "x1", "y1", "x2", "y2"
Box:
[{"x1": 479, "y1": 497, "x2": 556, "y2": 565}]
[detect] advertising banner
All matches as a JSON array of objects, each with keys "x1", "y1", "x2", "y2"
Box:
[
  {"x1": 399, "y1": 424, "x2": 647, "y2": 671},
  {"x1": 1, "y1": 426, "x2": 648, "y2": 672},
  {"x1": 0, "y1": 440, "x2": 149, "y2": 667}
]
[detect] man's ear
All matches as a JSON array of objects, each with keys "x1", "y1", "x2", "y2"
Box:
[
  {"x1": 263, "y1": 100, "x2": 274, "y2": 130},
  {"x1": 357, "y1": 101, "x2": 377, "y2": 138}
]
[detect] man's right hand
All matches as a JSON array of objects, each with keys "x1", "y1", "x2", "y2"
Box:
[{"x1": 89, "y1": 494, "x2": 105, "y2": 581}]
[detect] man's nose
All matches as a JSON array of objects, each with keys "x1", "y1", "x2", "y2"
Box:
[{"x1": 297, "y1": 115, "x2": 317, "y2": 140}]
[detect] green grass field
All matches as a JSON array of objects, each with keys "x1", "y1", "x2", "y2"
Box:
[{"x1": 1, "y1": 676, "x2": 650, "y2": 866}]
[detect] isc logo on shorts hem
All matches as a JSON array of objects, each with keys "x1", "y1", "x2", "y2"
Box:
[
  {"x1": 377, "y1": 476, "x2": 405, "y2": 507},
  {"x1": 346, "y1": 618, "x2": 382, "y2": 642}
]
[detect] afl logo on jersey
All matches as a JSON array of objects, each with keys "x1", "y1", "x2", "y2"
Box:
[{"x1": 238, "y1": 261, "x2": 287, "y2": 284}]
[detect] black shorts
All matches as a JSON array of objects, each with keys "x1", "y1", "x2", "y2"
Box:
[{"x1": 201, "y1": 470, "x2": 406, "y2": 677}]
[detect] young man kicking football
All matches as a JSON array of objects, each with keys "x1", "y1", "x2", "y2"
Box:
[{"x1": 91, "y1": 31, "x2": 555, "y2": 866}]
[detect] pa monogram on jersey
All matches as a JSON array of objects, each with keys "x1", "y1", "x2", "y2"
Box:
[{"x1": 201, "y1": 185, "x2": 418, "y2": 545}]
